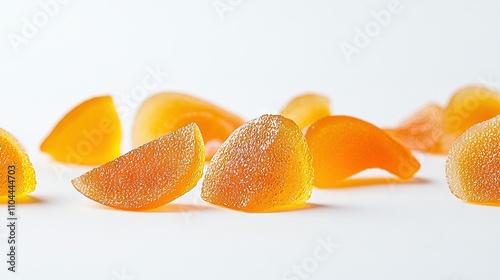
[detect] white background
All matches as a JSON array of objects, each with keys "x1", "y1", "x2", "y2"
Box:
[{"x1": 1, "y1": 0, "x2": 500, "y2": 279}]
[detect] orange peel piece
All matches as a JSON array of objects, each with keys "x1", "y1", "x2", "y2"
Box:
[
  {"x1": 305, "y1": 116, "x2": 420, "y2": 187},
  {"x1": 133, "y1": 92, "x2": 245, "y2": 161},
  {"x1": 280, "y1": 93, "x2": 331, "y2": 130},
  {"x1": 41, "y1": 95, "x2": 122, "y2": 166},
  {"x1": 444, "y1": 86, "x2": 500, "y2": 139},
  {"x1": 446, "y1": 115, "x2": 500, "y2": 205},
  {"x1": 0, "y1": 128, "x2": 36, "y2": 198},
  {"x1": 201, "y1": 114, "x2": 314, "y2": 212},
  {"x1": 72, "y1": 123, "x2": 205, "y2": 210},
  {"x1": 386, "y1": 103, "x2": 447, "y2": 154}
]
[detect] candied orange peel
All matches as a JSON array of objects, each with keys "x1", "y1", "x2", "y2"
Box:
[
  {"x1": 133, "y1": 92, "x2": 245, "y2": 161},
  {"x1": 280, "y1": 93, "x2": 331, "y2": 130},
  {"x1": 72, "y1": 123, "x2": 205, "y2": 210},
  {"x1": 41, "y1": 95, "x2": 122, "y2": 165},
  {"x1": 0, "y1": 128, "x2": 36, "y2": 198},
  {"x1": 446, "y1": 115, "x2": 500, "y2": 205},
  {"x1": 202, "y1": 114, "x2": 314, "y2": 212},
  {"x1": 305, "y1": 116, "x2": 420, "y2": 187}
]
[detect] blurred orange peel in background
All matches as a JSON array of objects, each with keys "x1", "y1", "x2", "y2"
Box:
[
  {"x1": 280, "y1": 93, "x2": 331, "y2": 130},
  {"x1": 133, "y1": 92, "x2": 245, "y2": 161},
  {"x1": 40, "y1": 95, "x2": 122, "y2": 166},
  {"x1": 387, "y1": 86, "x2": 500, "y2": 154}
]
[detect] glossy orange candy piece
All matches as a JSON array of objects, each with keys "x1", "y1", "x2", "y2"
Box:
[
  {"x1": 386, "y1": 103, "x2": 447, "y2": 154},
  {"x1": 280, "y1": 93, "x2": 331, "y2": 130},
  {"x1": 202, "y1": 114, "x2": 314, "y2": 212},
  {"x1": 0, "y1": 128, "x2": 37, "y2": 198},
  {"x1": 72, "y1": 123, "x2": 205, "y2": 210},
  {"x1": 444, "y1": 86, "x2": 500, "y2": 139},
  {"x1": 133, "y1": 92, "x2": 245, "y2": 160},
  {"x1": 305, "y1": 116, "x2": 420, "y2": 187},
  {"x1": 41, "y1": 95, "x2": 122, "y2": 165},
  {"x1": 446, "y1": 115, "x2": 500, "y2": 205}
]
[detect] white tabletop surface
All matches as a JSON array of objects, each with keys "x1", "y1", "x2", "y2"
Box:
[{"x1": 1, "y1": 0, "x2": 500, "y2": 279}]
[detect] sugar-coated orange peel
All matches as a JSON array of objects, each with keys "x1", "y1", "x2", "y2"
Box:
[
  {"x1": 280, "y1": 93, "x2": 331, "y2": 130},
  {"x1": 446, "y1": 115, "x2": 500, "y2": 206},
  {"x1": 72, "y1": 123, "x2": 205, "y2": 211},
  {"x1": 133, "y1": 92, "x2": 245, "y2": 161},
  {"x1": 202, "y1": 114, "x2": 314, "y2": 212},
  {"x1": 0, "y1": 128, "x2": 37, "y2": 198},
  {"x1": 305, "y1": 116, "x2": 420, "y2": 187},
  {"x1": 41, "y1": 95, "x2": 122, "y2": 166}
]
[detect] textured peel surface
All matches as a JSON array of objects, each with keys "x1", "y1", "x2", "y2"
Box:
[
  {"x1": 446, "y1": 115, "x2": 500, "y2": 205},
  {"x1": 202, "y1": 114, "x2": 314, "y2": 212},
  {"x1": 72, "y1": 123, "x2": 205, "y2": 210},
  {"x1": 0, "y1": 128, "x2": 37, "y2": 198}
]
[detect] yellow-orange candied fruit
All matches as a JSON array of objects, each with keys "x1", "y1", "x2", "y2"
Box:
[
  {"x1": 133, "y1": 92, "x2": 245, "y2": 161},
  {"x1": 201, "y1": 114, "x2": 314, "y2": 212},
  {"x1": 72, "y1": 123, "x2": 205, "y2": 210},
  {"x1": 444, "y1": 86, "x2": 500, "y2": 139},
  {"x1": 305, "y1": 116, "x2": 420, "y2": 187},
  {"x1": 0, "y1": 128, "x2": 37, "y2": 198},
  {"x1": 446, "y1": 115, "x2": 500, "y2": 205},
  {"x1": 386, "y1": 103, "x2": 447, "y2": 154},
  {"x1": 41, "y1": 95, "x2": 122, "y2": 166},
  {"x1": 280, "y1": 93, "x2": 331, "y2": 130}
]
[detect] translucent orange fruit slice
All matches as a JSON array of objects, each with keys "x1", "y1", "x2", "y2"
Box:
[
  {"x1": 280, "y1": 93, "x2": 331, "y2": 130},
  {"x1": 0, "y1": 128, "x2": 36, "y2": 198},
  {"x1": 41, "y1": 95, "x2": 122, "y2": 165},
  {"x1": 305, "y1": 116, "x2": 420, "y2": 187},
  {"x1": 72, "y1": 123, "x2": 205, "y2": 210},
  {"x1": 386, "y1": 103, "x2": 447, "y2": 154},
  {"x1": 446, "y1": 115, "x2": 500, "y2": 205},
  {"x1": 133, "y1": 92, "x2": 245, "y2": 160},
  {"x1": 444, "y1": 86, "x2": 500, "y2": 139},
  {"x1": 202, "y1": 114, "x2": 314, "y2": 212}
]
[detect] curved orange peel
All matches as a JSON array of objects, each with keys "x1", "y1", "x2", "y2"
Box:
[{"x1": 305, "y1": 116, "x2": 420, "y2": 187}]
